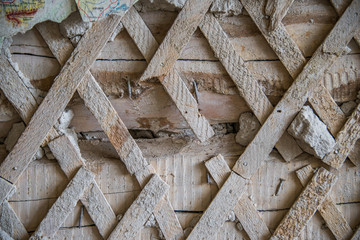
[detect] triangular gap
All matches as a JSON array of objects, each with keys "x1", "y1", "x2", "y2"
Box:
[
  {"x1": 282, "y1": 0, "x2": 339, "y2": 57},
  {"x1": 63, "y1": 201, "x2": 95, "y2": 229}
]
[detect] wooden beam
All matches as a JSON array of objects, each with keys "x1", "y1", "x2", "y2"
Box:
[
  {"x1": 205, "y1": 154, "x2": 271, "y2": 240},
  {"x1": 0, "y1": 201, "x2": 28, "y2": 240},
  {"x1": 187, "y1": 172, "x2": 248, "y2": 240},
  {"x1": 271, "y1": 168, "x2": 338, "y2": 239},
  {"x1": 0, "y1": 15, "x2": 123, "y2": 186},
  {"x1": 296, "y1": 165, "x2": 353, "y2": 240},
  {"x1": 233, "y1": 0, "x2": 360, "y2": 178},
  {"x1": 32, "y1": 167, "x2": 94, "y2": 239},
  {"x1": 0, "y1": 178, "x2": 15, "y2": 210},
  {"x1": 108, "y1": 174, "x2": 169, "y2": 240},
  {"x1": 323, "y1": 103, "x2": 360, "y2": 169},
  {"x1": 199, "y1": 13, "x2": 302, "y2": 161},
  {"x1": 123, "y1": 7, "x2": 214, "y2": 142}
]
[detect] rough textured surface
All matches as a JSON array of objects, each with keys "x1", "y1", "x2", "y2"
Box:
[
  {"x1": 271, "y1": 168, "x2": 338, "y2": 240},
  {"x1": 108, "y1": 174, "x2": 169, "y2": 240},
  {"x1": 0, "y1": 201, "x2": 29, "y2": 240},
  {"x1": 4, "y1": 122, "x2": 25, "y2": 152},
  {"x1": 235, "y1": 112, "x2": 261, "y2": 146},
  {"x1": 0, "y1": 91, "x2": 17, "y2": 122},
  {"x1": 341, "y1": 101, "x2": 357, "y2": 117},
  {"x1": 288, "y1": 106, "x2": 336, "y2": 159}
]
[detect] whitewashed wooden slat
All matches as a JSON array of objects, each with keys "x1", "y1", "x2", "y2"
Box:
[
  {"x1": 0, "y1": 201, "x2": 28, "y2": 240},
  {"x1": 265, "y1": 0, "x2": 295, "y2": 32}
]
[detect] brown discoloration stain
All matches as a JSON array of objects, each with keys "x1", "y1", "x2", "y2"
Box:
[
  {"x1": 106, "y1": 118, "x2": 130, "y2": 151},
  {"x1": 136, "y1": 117, "x2": 174, "y2": 131},
  {"x1": 30, "y1": 76, "x2": 56, "y2": 91}
]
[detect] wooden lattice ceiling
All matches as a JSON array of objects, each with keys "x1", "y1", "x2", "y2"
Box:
[{"x1": 0, "y1": 0, "x2": 359, "y2": 239}]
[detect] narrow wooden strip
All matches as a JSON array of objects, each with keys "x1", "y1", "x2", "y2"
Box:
[
  {"x1": 108, "y1": 174, "x2": 169, "y2": 240},
  {"x1": 205, "y1": 154, "x2": 231, "y2": 187},
  {"x1": 37, "y1": 21, "x2": 183, "y2": 239},
  {"x1": 0, "y1": 178, "x2": 15, "y2": 208},
  {"x1": 123, "y1": 7, "x2": 214, "y2": 142},
  {"x1": 295, "y1": 165, "x2": 353, "y2": 240},
  {"x1": 0, "y1": 201, "x2": 28, "y2": 240},
  {"x1": 187, "y1": 172, "x2": 248, "y2": 240},
  {"x1": 205, "y1": 154, "x2": 270, "y2": 240},
  {"x1": 0, "y1": 15, "x2": 123, "y2": 184},
  {"x1": 265, "y1": 0, "x2": 295, "y2": 32},
  {"x1": 32, "y1": 167, "x2": 94, "y2": 239},
  {"x1": 351, "y1": 226, "x2": 360, "y2": 240},
  {"x1": 199, "y1": 13, "x2": 302, "y2": 161},
  {"x1": 139, "y1": 0, "x2": 213, "y2": 81},
  {"x1": 80, "y1": 181, "x2": 117, "y2": 239},
  {"x1": 233, "y1": 0, "x2": 360, "y2": 178},
  {"x1": 323, "y1": 103, "x2": 360, "y2": 169},
  {"x1": 271, "y1": 168, "x2": 337, "y2": 240}
]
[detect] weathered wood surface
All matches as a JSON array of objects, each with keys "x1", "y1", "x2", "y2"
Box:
[
  {"x1": 199, "y1": 12, "x2": 302, "y2": 161},
  {"x1": 187, "y1": 172, "x2": 248, "y2": 240},
  {"x1": 0, "y1": 201, "x2": 28, "y2": 240},
  {"x1": 296, "y1": 165, "x2": 353, "y2": 240},
  {"x1": 108, "y1": 174, "x2": 169, "y2": 240},
  {"x1": 37, "y1": 19, "x2": 183, "y2": 239},
  {"x1": 351, "y1": 226, "x2": 360, "y2": 240},
  {"x1": 271, "y1": 168, "x2": 338, "y2": 240},
  {"x1": 205, "y1": 154, "x2": 271, "y2": 240},
  {"x1": 323, "y1": 103, "x2": 360, "y2": 169},
  {"x1": 0, "y1": 178, "x2": 15, "y2": 212},
  {"x1": 233, "y1": 0, "x2": 360, "y2": 179},
  {"x1": 0, "y1": 15, "x2": 123, "y2": 187},
  {"x1": 265, "y1": 0, "x2": 295, "y2": 32},
  {"x1": 32, "y1": 167, "x2": 94, "y2": 239}
]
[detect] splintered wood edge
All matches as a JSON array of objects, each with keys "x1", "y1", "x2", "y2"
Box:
[
  {"x1": 31, "y1": 167, "x2": 95, "y2": 239},
  {"x1": 323, "y1": 103, "x2": 360, "y2": 169},
  {"x1": 232, "y1": 0, "x2": 360, "y2": 179},
  {"x1": 271, "y1": 168, "x2": 338, "y2": 239},
  {"x1": 205, "y1": 154, "x2": 231, "y2": 187},
  {"x1": 108, "y1": 174, "x2": 169, "y2": 240},
  {"x1": 187, "y1": 172, "x2": 248, "y2": 240},
  {"x1": 199, "y1": 13, "x2": 302, "y2": 161},
  {"x1": 295, "y1": 165, "x2": 353, "y2": 240}
]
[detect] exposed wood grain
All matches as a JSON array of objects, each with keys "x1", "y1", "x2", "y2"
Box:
[
  {"x1": 187, "y1": 172, "x2": 248, "y2": 240},
  {"x1": 233, "y1": 0, "x2": 360, "y2": 179},
  {"x1": 271, "y1": 168, "x2": 338, "y2": 240},
  {"x1": 37, "y1": 20, "x2": 183, "y2": 239},
  {"x1": 139, "y1": 0, "x2": 213, "y2": 81},
  {"x1": 123, "y1": 7, "x2": 214, "y2": 142},
  {"x1": 108, "y1": 174, "x2": 169, "y2": 240},
  {"x1": 296, "y1": 165, "x2": 353, "y2": 240},
  {"x1": 323, "y1": 103, "x2": 360, "y2": 169},
  {"x1": 199, "y1": 13, "x2": 302, "y2": 161},
  {"x1": 32, "y1": 167, "x2": 94, "y2": 239},
  {"x1": 0, "y1": 201, "x2": 28, "y2": 240},
  {"x1": 265, "y1": 0, "x2": 295, "y2": 32},
  {"x1": 0, "y1": 15, "x2": 123, "y2": 186},
  {"x1": 205, "y1": 154, "x2": 271, "y2": 240}
]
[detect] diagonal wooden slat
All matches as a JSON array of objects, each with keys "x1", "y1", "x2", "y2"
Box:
[
  {"x1": 36, "y1": 19, "x2": 183, "y2": 239},
  {"x1": 108, "y1": 174, "x2": 169, "y2": 240},
  {"x1": 199, "y1": 12, "x2": 302, "y2": 162},
  {"x1": 296, "y1": 165, "x2": 353, "y2": 240},
  {"x1": 188, "y1": 1, "x2": 360, "y2": 238},
  {"x1": 0, "y1": 198, "x2": 28, "y2": 240},
  {"x1": 187, "y1": 172, "x2": 248, "y2": 240},
  {"x1": 0, "y1": 15, "x2": 123, "y2": 189},
  {"x1": 270, "y1": 168, "x2": 337, "y2": 239},
  {"x1": 352, "y1": 226, "x2": 360, "y2": 240},
  {"x1": 205, "y1": 154, "x2": 271, "y2": 240},
  {"x1": 31, "y1": 167, "x2": 94, "y2": 239},
  {"x1": 265, "y1": 0, "x2": 295, "y2": 32},
  {"x1": 233, "y1": 0, "x2": 360, "y2": 178},
  {"x1": 1, "y1": 45, "x2": 117, "y2": 239},
  {"x1": 125, "y1": 5, "x2": 214, "y2": 142},
  {"x1": 323, "y1": 103, "x2": 360, "y2": 169}
]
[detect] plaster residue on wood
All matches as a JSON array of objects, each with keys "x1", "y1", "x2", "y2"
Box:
[
  {"x1": 235, "y1": 112, "x2": 260, "y2": 146},
  {"x1": 287, "y1": 106, "x2": 336, "y2": 159}
]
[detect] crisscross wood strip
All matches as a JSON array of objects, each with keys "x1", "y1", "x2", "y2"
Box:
[
  {"x1": 49, "y1": 136, "x2": 117, "y2": 239},
  {"x1": 0, "y1": 178, "x2": 15, "y2": 211},
  {"x1": 0, "y1": 15, "x2": 123, "y2": 186},
  {"x1": 265, "y1": 0, "x2": 295, "y2": 32},
  {"x1": 108, "y1": 174, "x2": 169, "y2": 240},
  {"x1": 352, "y1": 227, "x2": 360, "y2": 240},
  {"x1": 205, "y1": 154, "x2": 270, "y2": 240},
  {"x1": 270, "y1": 168, "x2": 337, "y2": 239},
  {"x1": 31, "y1": 167, "x2": 94, "y2": 239},
  {"x1": 233, "y1": 0, "x2": 360, "y2": 178},
  {"x1": 241, "y1": 0, "x2": 349, "y2": 139},
  {"x1": 123, "y1": 6, "x2": 214, "y2": 142},
  {"x1": 139, "y1": 0, "x2": 213, "y2": 82},
  {"x1": 296, "y1": 165, "x2": 353, "y2": 240},
  {"x1": 199, "y1": 13, "x2": 302, "y2": 161},
  {"x1": 0, "y1": 201, "x2": 28, "y2": 240},
  {"x1": 37, "y1": 20, "x2": 183, "y2": 239},
  {"x1": 323, "y1": 103, "x2": 360, "y2": 169},
  {"x1": 187, "y1": 172, "x2": 248, "y2": 240}
]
